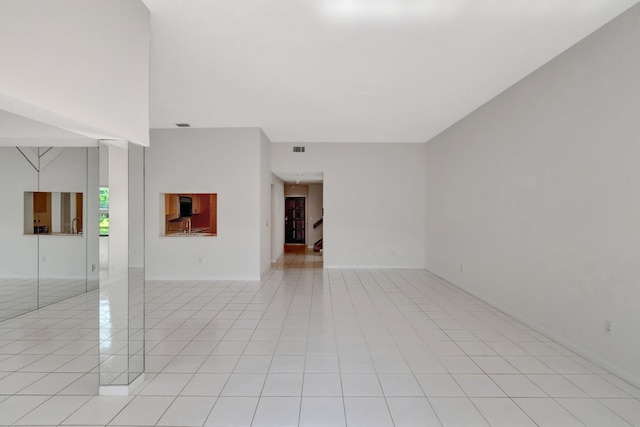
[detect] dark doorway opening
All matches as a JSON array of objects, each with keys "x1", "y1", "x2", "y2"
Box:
[{"x1": 285, "y1": 197, "x2": 305, "y2": 244}]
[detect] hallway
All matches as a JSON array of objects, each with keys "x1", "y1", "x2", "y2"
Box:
[
  {"x1": 276, "y1": 244, "x2": 323, "y2": 270},
  {"x1": 0, "y1": 253, "x2": 639, "y2": 425}
]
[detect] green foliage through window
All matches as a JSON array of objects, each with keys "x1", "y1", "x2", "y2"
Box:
[
  {"x1": 99, "y1": 187, "x2": 109, "y2": 210},
  {"x1": 99, "y1": 188, "x2": 109, "y2": 235}
]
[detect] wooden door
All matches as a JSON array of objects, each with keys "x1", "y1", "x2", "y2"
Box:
[{"x1": 285, "y1": 197, "x2": 305, "y2": 244}]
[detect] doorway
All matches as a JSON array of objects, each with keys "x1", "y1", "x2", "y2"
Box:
[{"x1": 285, "y1": 197, "x2": 305, "y2": 244}]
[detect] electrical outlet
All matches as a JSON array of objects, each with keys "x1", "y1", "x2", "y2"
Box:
[
  {"x1": 604, "y1": 320, "x2": 612, "y2": 334},
  {"x1": 198, "y1": 257, "x2": 202, "y2": 264}
]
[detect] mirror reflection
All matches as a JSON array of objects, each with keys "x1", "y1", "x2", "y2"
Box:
[
  {"x1": 24, "y1": 192, "x2": 84, "y2": 235},
  {"x1": 97, "y1": 142, "x2": 145, "y2": 387},
  {"x1": 0, "y1": 147, "x2": 38, "y2": 321},
  {"x1": 0, "y1": 146, "x2": 98, "y2": 321}
]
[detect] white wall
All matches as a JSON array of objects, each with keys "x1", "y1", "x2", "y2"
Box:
[
  {"x1": 0, "y1": 148, "x2": 38, "y2": 278},
  {"x1": 39, "y1": 148, "x2": 88, "y2": 279},
  {"x1": 284, "y1": 184, "x2": 308, "y2": 197},
  {"x1": 0, "y1": 0, "x2": 150, "y2": 145},
  {"x1": 146, "y1": 128, "x2": 262, "y2": 280},
  {"x1": 86, "y1": 148, "x2": 99, "y2": 289},
  {"x1": 272, "y1": 143, "x2": 426, "y2": 268},
  {"x1": 425, "y1": 5, "x2": 640, "y2": 386},
  {"x1": 0, "y1": 147, "x2": 92, "y2": 280},
  {"x1": 270, "y1": 176, "x2": 285, "y2": 264},
  {"x1": 106, "y1": 144, "x2": 129, "y2": 281},
  {"x1": 128, "y1": 144, "x2": 145, "y2": 268},
  {"x1": 260, "y1": 130, "x2": 272, "y2": 276}
]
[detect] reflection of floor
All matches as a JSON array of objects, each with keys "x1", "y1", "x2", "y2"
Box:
[
  {"x1": 0, "y1": 278, "x2": 95, "y2": 321},
  {"x1": 0, "y1": 278, "x2": 37, "y2": 319},
  {"x1": 1, "y1": 254, "x2": 640, "y2": 425}
]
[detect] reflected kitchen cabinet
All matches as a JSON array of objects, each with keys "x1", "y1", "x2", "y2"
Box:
[
  {"x1": 75, "y1": 192, "x2": 83, "y2": 232},
  {"x1": 32, "y1": 192, "x2": 52, "y2": 234},
  {"x1": 25, "y1": 192, "x2": 84, "y2": 235},
  {"x1": 34, "y1": 191, "x2": 48, "y2": 213}
]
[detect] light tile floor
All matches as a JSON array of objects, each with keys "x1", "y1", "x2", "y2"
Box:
[{"x1": 1, "y1": 248, "x2": 639, "y2": 426}]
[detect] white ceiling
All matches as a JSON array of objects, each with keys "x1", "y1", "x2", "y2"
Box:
[{"x1": 144, "y1": 0, "x2": 638, "y2": 143}]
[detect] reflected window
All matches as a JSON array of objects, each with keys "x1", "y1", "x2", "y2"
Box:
[{"x1": 99, "y1": 187, "x2": 109, "y2": 236}]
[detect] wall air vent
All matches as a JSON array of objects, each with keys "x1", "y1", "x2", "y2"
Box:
[{"x1": 293, "y1": 146, "x2": 305, "y2": 153}]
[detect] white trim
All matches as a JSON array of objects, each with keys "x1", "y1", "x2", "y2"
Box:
[
  {"x1": 0, "y1": 274, "x2": 87, "y2": 280},
  {"x1": 260, "y1": 265, "x2": 272, "y2": 279},
  {"x1": 0, "y1": 274, "x2": 37, "y2": 279},
  {"x1": 271, "y1": 252, "x2": 284, "y2": 265}
]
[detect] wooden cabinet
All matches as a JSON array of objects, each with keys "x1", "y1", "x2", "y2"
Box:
[
  {"x1": 33, "y1": 192, "x2": 52, "y2": 234},
  {"x1": 209, "y1": 194, "x2": 217, "y2": 234},
  {"x1": 165, "y1": 194, "x2": 178, "y2": 218},
  {"x1": 75, "y1": 193, "x2": 83, "y2": 232},
  {"x1": 34, "y1": 192, "x2": 48, "y2": 213},
  {"x1": 191, "y1": 194, "x2": 201, "y2": 214},
  {"x1": 166, "y1": 194, "x2": 203, "y2": 216}
]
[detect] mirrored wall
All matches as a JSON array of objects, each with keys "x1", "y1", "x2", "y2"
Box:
[
  {"x1": 98, "y1": 142, "x2": 145, "y2": 388},
  {"x1": 0, "y1": 146, "x2": 99, "y2": 321},
  {"x1": 1, "y1": 142, "x2": 146, "y2": 390}
]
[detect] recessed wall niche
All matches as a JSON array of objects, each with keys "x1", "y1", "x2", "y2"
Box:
[
  {"x1": 161, "y1": 193, "x2": 217, "y2": 236},
  {"x1": 24, "y1": 192, "x2": 84, "y2": 235}
]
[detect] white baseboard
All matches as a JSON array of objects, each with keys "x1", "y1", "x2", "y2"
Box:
[
  {"x1": 324, "y1": 265, "x2": 426, "y2": 270},
  {"x1": 145, "y1": 275, "x2": 260, "y2": 281},
  {"x1": 0, "y1": 274, "x2": 85, "y2": 279},
  {"x1": 271, "y1": 252, "x2": 284, "y2": 265}
]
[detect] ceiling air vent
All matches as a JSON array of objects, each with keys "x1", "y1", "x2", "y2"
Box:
[{"x1": 293, "y1": 146, "x2": 305, "y2": 153}]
